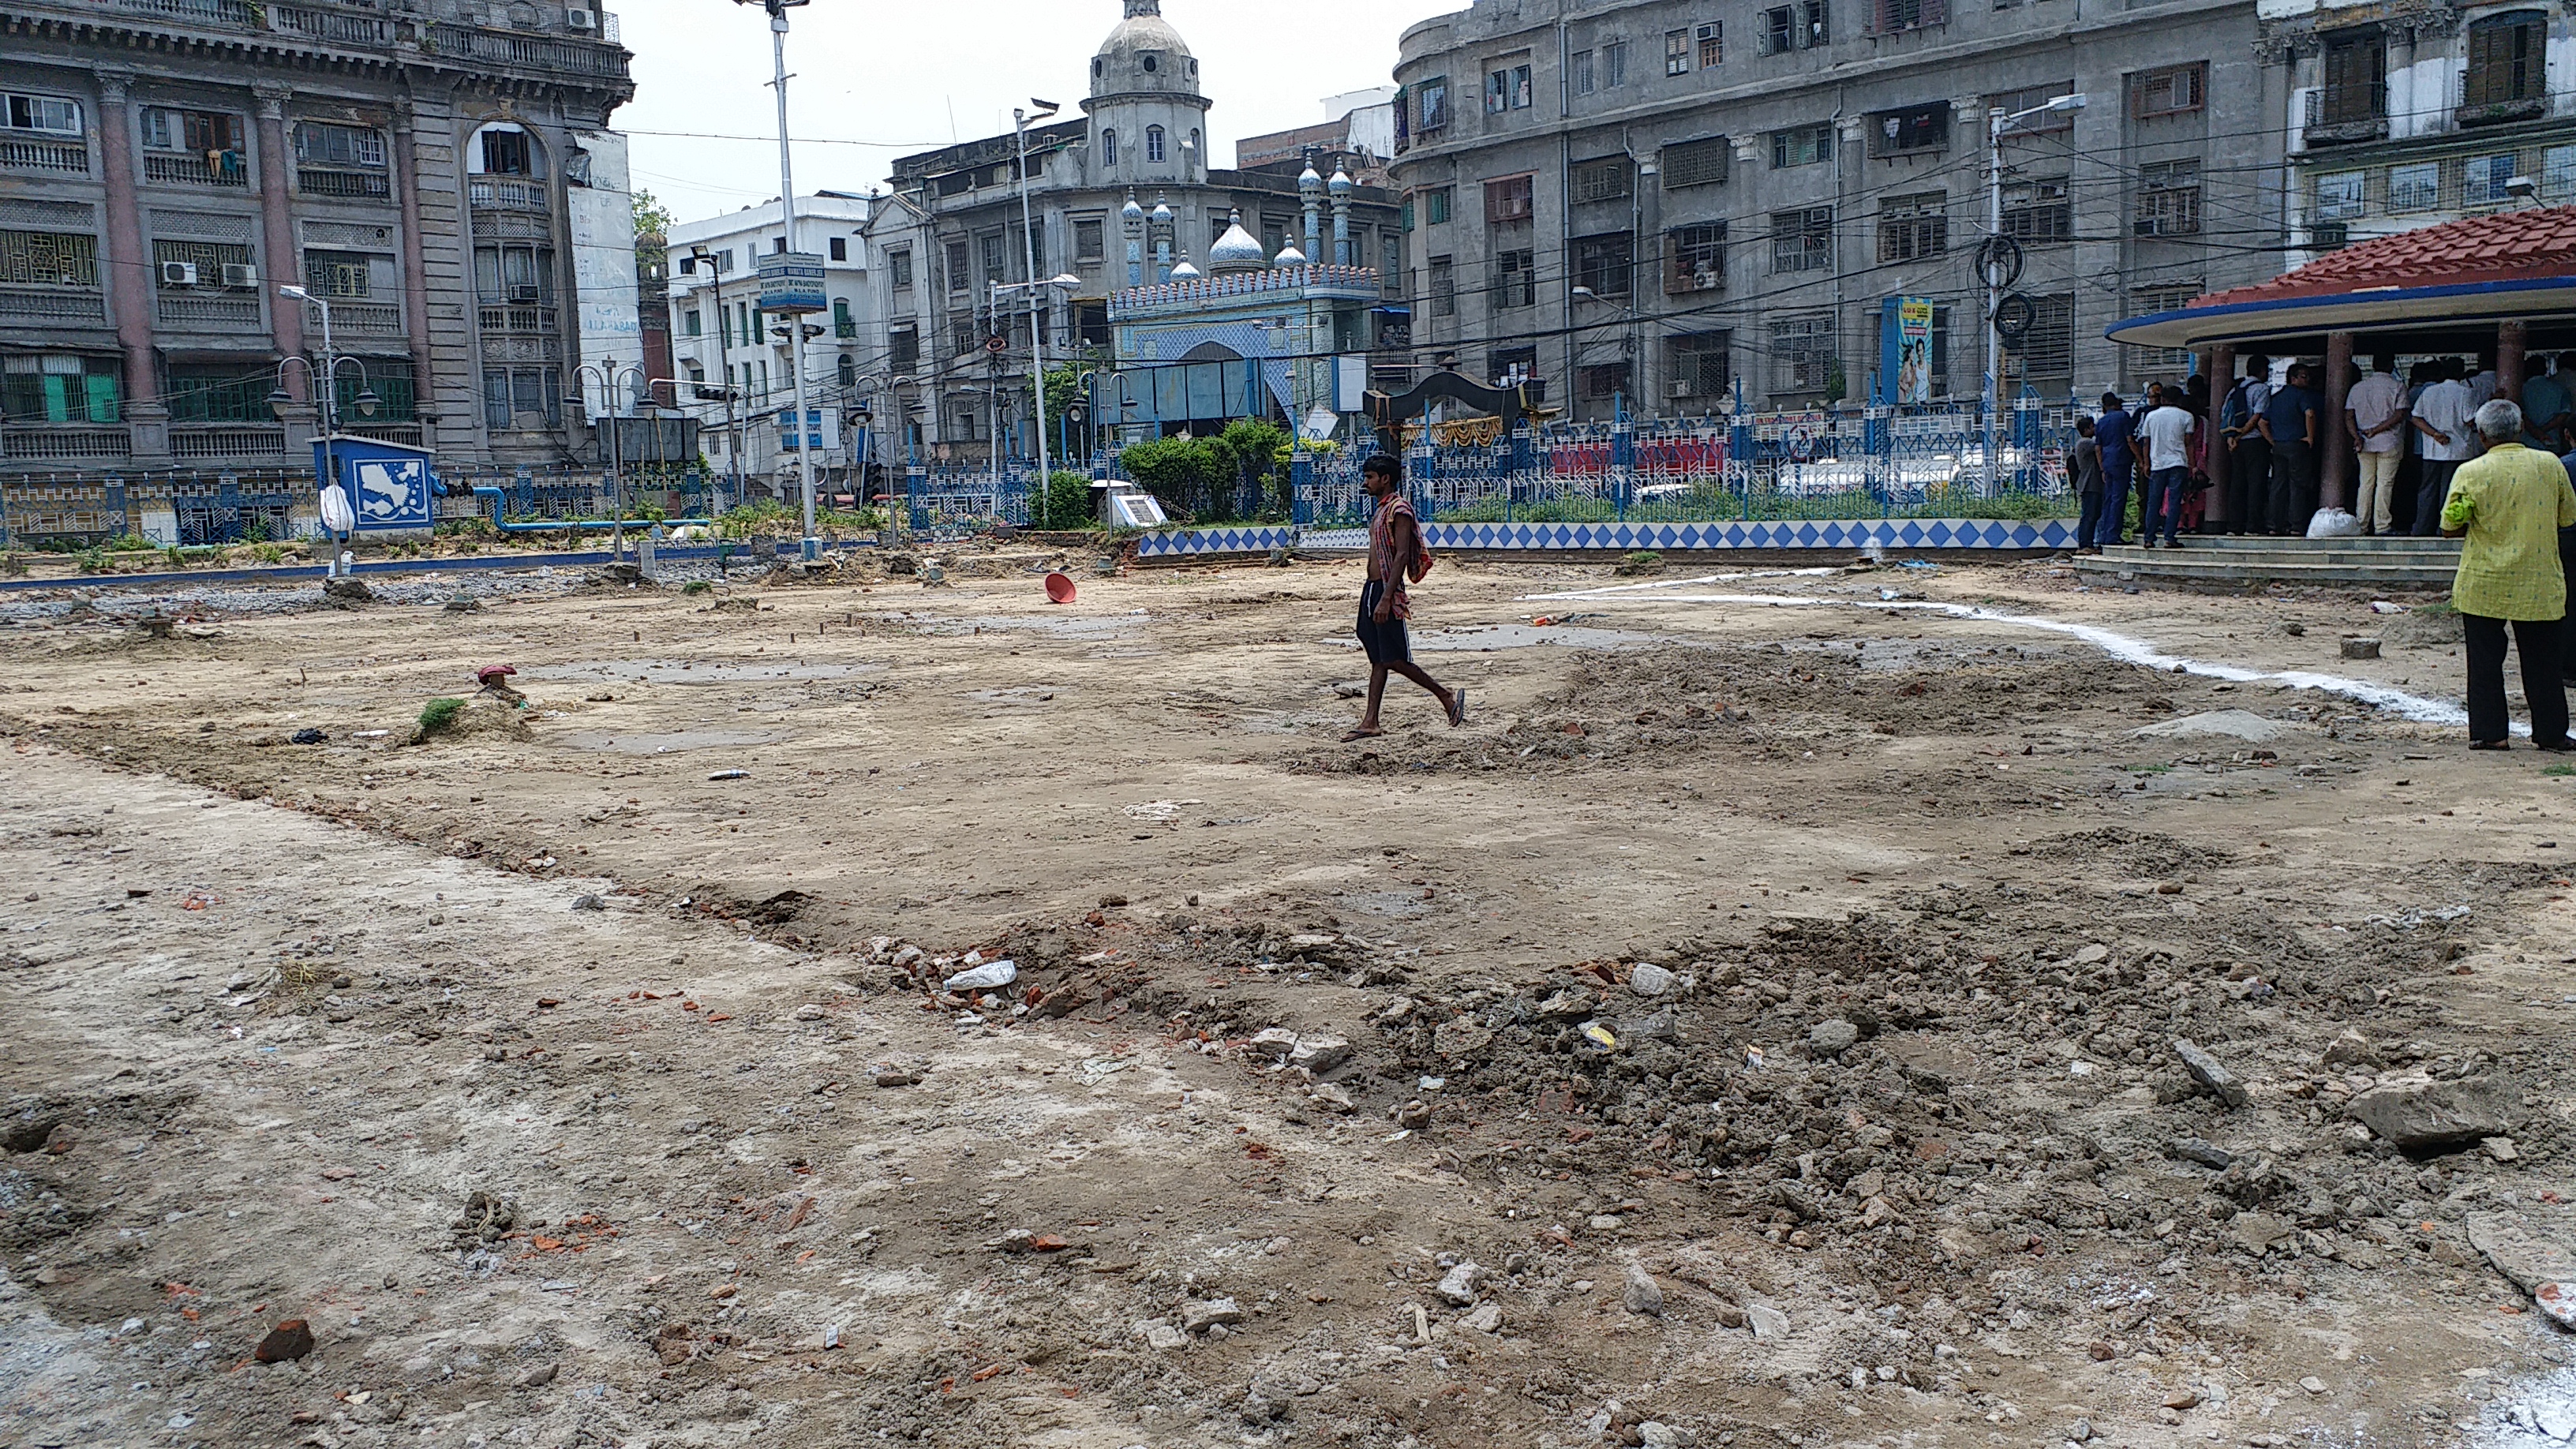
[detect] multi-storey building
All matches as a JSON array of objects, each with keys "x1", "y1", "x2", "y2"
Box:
[
  {"x1": 864, "y1": 0, "x2": 1402, "y2": 464},
  {"x1": 1390, "y1": 0, "x2": 2286, "y2": 420},
  {"x1": 0, "y1": 0, "x2": 638, "y2": 477},
  {"x1": 2263, "y1": 2, "x2": 2576, "y2": 263},
  {"x1": 665, "y1": 193, "x2": 871, "y2": 497}
]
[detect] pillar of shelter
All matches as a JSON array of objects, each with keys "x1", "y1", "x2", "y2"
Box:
[
  {"x1": 2204, "y1": 346, "x2": 2233, "y2": 530},
  {"x1": 2499, "y1": 319, "x2": 2529, "y2": 400},
  {"x1": 2320, "y1": 331, "x2": 2355, "y2": 512}
]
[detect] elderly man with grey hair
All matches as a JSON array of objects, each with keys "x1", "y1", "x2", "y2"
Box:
[{"x1": 2442, "y1": 398, "x2": 2576, "y2": 750}]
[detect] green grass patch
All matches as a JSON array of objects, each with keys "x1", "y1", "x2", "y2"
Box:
[
  {"x1": 416, "y1": 698, "x2": 466, "y2": 736},
  {"x1": 2544, "y1": 763, "x2": 2576, "y2": 777}
]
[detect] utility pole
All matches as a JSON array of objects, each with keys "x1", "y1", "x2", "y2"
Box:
[{"x1": 1986, "y1": 92, "x2": 2084, "y2": 492}]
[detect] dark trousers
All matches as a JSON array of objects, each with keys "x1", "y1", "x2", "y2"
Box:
[
  {"x1": 2267, "y1": 444, "x2": 2315, "y2": 534},
  {"x1": 2142, "y1": 466, "x2": 2188, "y2": 544},
  {"x1": 2562, "y1": 524, "x2": 2576, "y2": 684},
  {"x1": 2414, "y1": 459, "x2": 2462, "y2": 537},
  {"x1": 2076, "y1": 490, "x2": 2103, "y2": 549},
  {"x1": 2095, "y1": 468, "x2": 2133, "y2": 548},
  {"x1": 2465, "y1": 613, "x2": 2569, "y2": 745},
  {"x1": 2226, "y1": 436, "x2": 2269, "y2": 535}
]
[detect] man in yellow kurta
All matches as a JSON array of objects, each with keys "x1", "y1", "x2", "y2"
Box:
[{"x1": 2443, "y1": 398, "x2": 2576, "y2": 750}]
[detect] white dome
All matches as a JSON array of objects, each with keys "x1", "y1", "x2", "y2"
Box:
[
  {"x1": 1208, "y1": 212, "x2": 1264, "y2": 271},
  {"x1": 1169, "y1": 259, "x2": 1202, "y2": 280},
  {"x1": 1092, "y1": 0, "x2": 1198, "y2": 100},
  {"x1": 1273, "y1": 242, "x2": 1308, "y2": 266}
]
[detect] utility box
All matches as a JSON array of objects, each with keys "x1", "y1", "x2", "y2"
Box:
[
  {"x1": 1091, "y1": 478, "x2": 1168, "y2": 529},
  {"x1": 310, "y1": 433, "x2": 439, "y2": 536}
]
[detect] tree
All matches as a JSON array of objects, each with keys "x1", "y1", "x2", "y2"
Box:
[{"x1": 632, "y1": 188, "x2": 675, "y2": 279}]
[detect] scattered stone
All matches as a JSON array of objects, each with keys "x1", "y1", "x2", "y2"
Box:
[
  {"x1": 1138, "y1": 1322, "x2": 1188, "y2": 1352},
  {"x1": 874, "y1": 1065, "x2": 923, "y2": 1088},
  {"x1": 2171, "y1": 1038, "x2": 2249, "y2": 1108},
  {"x1": 1536, "y1": 988, "x2": 1593, "y2": 1019},
  {"x1": 2466, "y1": 1214, "x2": 2576, "y2": 1298},
  {"x1": 320, "y1": 576, "x2": 373, "y2": 606},
  {"x1": 1807, "y1": 1019, "x2": 1860, "y2": 1060},
  {"x1": 1460, "y1": 1302, "x2": 1503, "y2": 1334},
  {"x1": 514, "y1": 1363, "x2": 559, "y2": 1389},
  {"x1": 2233, "y1": 1213, "x2": 2290, "y2": 1255},
  {"x1": 1628, "y1": 962, "x2": 1676, "y2": 996},
  {"x1": 2346, "y1": 1076, "x2": 2520, "y2": 1153},
  {"x1": 570, "y1": 894, "x2": 607, "y2": 912},
  {"x1": 942, "y1": 959, "x2": 1017, "y2": 992},
  {"x1": 2300, "y1": 1376, "x2": 2327, "y2": 1395},
  {"x1": 444, "y1": 593, "x2": 481, "y2": 613},
  {"x1": 1288, "y1": 1035, "x2": 1352, "y2": 1073},
  {"x1": 2170, "y1": 1137, "x2": 2234, "y2": 1170},
  {"x1": 1435, "y1": 1262, "x2": 1485, "y2": 1307},
  {"x1": 2130, "y1": 710, "x2": 2296, "y2": 742},
  {"x1": 2486, "y1": 1136, "x2": 2521, "y2": 1163},
  {"x1": 1395, "y1": 1099, "x2": 1432, "y2": 1129},
  {"x1": 1622, "y1": 1263, "x2": 1664, "y2": 1316},
  {"x1": 2072, "y1": 944, "x2": 2110, "y2": 966},
  {"x1": 2321, "y1": 1029, "x2": 2381, "y2": 1069},
  {"x1": 1306, "y1": 1083, "x2": 1355, "y2": 1114},
  {"x1": 1432, "y1": 1018, "x2": 1494, "y2": 1058},
  {"x1": 1182, "y1": 1298, "x2": 1244, "y2": 1333},
  {"x1": 1747, "y1": 1304, "x2": 1792, "y2": 1341},
  {"x1": 253, "y1": 1320, "x2": 315, "y2": 1364},
  {"x1": 2341, "y1": 638, "x2": 2381, "y2": 661},
  {"x1": 1250, "y1": 1028, "x2": 1300, "y2": 1061},
  {"x1": 1639, "y1": 1424, "x2": 1685, "y2": 1449},
  {"x1": 793, "y1": 1004, "x2": 826, "y2": 1021},
  {"x1": 2069, "y1": 1417, "x2": 2094, "y2": 1442},
  {"x1": 2163, "y1": 1389, "x2": 2200, "y2": 1410}
]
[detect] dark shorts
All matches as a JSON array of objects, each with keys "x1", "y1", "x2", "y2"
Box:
[{"x1": 1357, "y1": 579, "x2": 1410, "y2": 666}]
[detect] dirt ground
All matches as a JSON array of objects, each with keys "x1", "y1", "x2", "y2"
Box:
[{"x1": 5, "y1": 546, "x2": 2576, "y2": 1449}]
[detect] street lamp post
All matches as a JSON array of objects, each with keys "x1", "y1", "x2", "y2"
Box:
[
  {"x1": 1013, "y1": 99, "x2": 1067, "y2": 504},
  {"x1": 687, "y1": 243, "x2": 747, "y2": 511},
  {"x1": 577, "y1": 358, "x2": 646, "y2": 559},
  {"x1": 737, "y1": 0, "x2": 821, "y2": 560},
  {"x1": 1985, "y1": 92, "x2": 2085, "y2": 490},
  {"x1": 277, "y1": 285, "x2": 380, "y2": 575},
  {"x1": 992, "y1": 271, "x2": 1084, "y2": 516}
]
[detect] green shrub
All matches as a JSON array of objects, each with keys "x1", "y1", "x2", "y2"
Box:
[
  {"x1": 682, "y1": 579, "x2": 714, "y2": 595},
  {"x1": 1032, "y1": 471, "x2": 1095, "y2": 530},
  {"x1": 74, "y1": 548, "x2": 108, "y2": 575},
  {"x1": 416, "y1": 697, "x2": 466, "y2": 736}
]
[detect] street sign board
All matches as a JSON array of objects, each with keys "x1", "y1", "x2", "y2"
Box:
[
  {"x1": 756, "y1": 251, "x2": 829, "y2": 315},
  {"x1": 776, "y1": 408, "x2": 841, "y2": 453}
]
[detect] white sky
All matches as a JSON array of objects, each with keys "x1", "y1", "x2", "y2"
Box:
[{"x1": 613, "y1": 0, "x2": 1458, "y2": 224}]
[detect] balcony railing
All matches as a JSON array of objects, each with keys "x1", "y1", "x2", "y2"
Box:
[
  {"x1": 0, "y1": 289, "x2": 109, "y2": 326},
  {"x1": 170, "y1": 425, "x2": 287, "y2": 459},
  {"x1": 298, "y1": 167, "x2": 391, "y2": 200},
  {"x1": 0, "y1": 136, "x2": 91, "y2": 175},
  {"x1": 332, "y1": 301, "x2": 404, "y2": 335},
  {"x1": 468, "y1": 177, "x2": 549, "y2": 212},
  {"x1": 270, "y1": 3, "x2": 391, "y2": 46},
  {"x1": 424, "y1": 24, "x2": 632, "y2": 80},
  {"x1": 2, "y1": 425, "x2": 132, "y2": 462},
  {"x1": 114, "y1": 0, "x2": 260, "y2": 25},
  {"x1": 143, "y1": 151, "x2": 250, "y2": 188},
  {"x1": 833, "y1": 319, "x2": 858, "y2": 339},
  {"x1": 343, "y1": 421, "x2": 423, "y2": 447},
  {"x1": 157, "y1": 293, "x2": 264, "y2": 327},
  {"x1": 477, "y1": 302, "x2": 559, "y2": 333},
  {"x1": 2302, "y1": 87, "x2": 2390, "y2": 144}
]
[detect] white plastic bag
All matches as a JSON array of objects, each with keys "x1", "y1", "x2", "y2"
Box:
[
  {"x1": 319, "y1": 483, "x2": 356, "y2": 535},
  {"x1": 2306, "y1": 507, "x2": 2362, "y2": 539}
]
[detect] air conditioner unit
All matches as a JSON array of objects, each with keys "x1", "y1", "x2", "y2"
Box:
[
  {"x1": 508, "y1": 284, "x2": 541, "y2": 301},
  {"x1": 221, "y1": 263, "x2": 258, "y2": 288},
  {"x1": 1669, "y1": 380, "x2": 1697, "y2": 399},
  {"x1": 565, "y1": 5, "x2": 592, "y2": 27},
  {"x1": 160, "y1": 260, "x2": 199, "y2": 286}
]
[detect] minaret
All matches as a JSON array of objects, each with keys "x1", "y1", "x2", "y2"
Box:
[
  {"x1": 1328, "y1": 167, "x2": 1354, "y2": 267},
  {"x1": 1150, "y1": 195, "x2": 1174, "y2": 283},
  {"x1": 1121, "y1": 190, "x2": 1145, "y2": 287},
  {"x1": 1299, "y1": 156, "x2": 1324, "y2": 270}
]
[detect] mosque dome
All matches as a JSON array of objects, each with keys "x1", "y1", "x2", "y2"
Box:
[{"x1": 1208, "y1": 210, "x2": 1265, "y2": 271}]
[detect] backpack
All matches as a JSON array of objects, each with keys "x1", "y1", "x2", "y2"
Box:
[
  {"x1": 1406, "y1": 531, "x2": 1435, "y2": 585},
  {"x1": 2219, "y1": 380, "x2": 2252, "y2": 435}
]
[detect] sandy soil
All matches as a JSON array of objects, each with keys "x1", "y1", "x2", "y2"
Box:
[{"x1": 4, "y1": 549, "x2": 2576, "y2": 1449}]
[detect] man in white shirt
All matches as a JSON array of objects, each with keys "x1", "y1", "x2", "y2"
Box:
[
  {"x1": 2137, "y1": 383, "x2": 2198, "y2": 549},
  {"x1": 2467, "y1": 352, "x2": 2499, "y2": 409},
  {"x1": 2413, "y1": 358, "x2": 2481, "y2": 536},
  {"x1": 2344, "y1": 352, "x2": 2408, "y2": 536}
]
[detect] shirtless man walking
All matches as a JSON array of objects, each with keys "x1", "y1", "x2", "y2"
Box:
[{"x1": 1343, "y1": 453, "x2": 1466, "y2": 742}]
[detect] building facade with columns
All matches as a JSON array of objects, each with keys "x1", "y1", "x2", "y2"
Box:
[
  {"x1": 0, "y1": 0, "x2": 638, "y2": 478},
  {"x1": 1389, "y1": 0, "x2": 2286, "y2": 420},
  {"x1": 863, "y1": 0, "x2": 1401, "y2": 466}
]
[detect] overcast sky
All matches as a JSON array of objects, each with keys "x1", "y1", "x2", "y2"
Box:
[{"x1": 613, "y1": 0, "x2": 1458, "y2": 223}]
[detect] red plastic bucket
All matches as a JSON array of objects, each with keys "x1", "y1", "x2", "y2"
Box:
[{"x1": 1043, "y1": 572, "x2": 1076, "y2": 604}]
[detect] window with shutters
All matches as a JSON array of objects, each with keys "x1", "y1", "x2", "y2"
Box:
[
  {"x1": 2389, "y1": 162, "x2": 2441, "y2": 212},
  {"x1": 2545, "y1": 145, "x2": 2576, "y2": 199},
  {"x1": 1867, "y1": 0, "x2": 1945, "y2": 34},
  {"x1": 1489, "y1": 347, "x2": 1539, "y2": 393},
  {"x1": 1425, "y1": 187, "x2": 1453, "y2": 225},
  {"x1": 2001, "y1": 178, "x2": 2071, "y2": 242},
  {"x1": 1490, "y1": 248, "x2": 1536, "y2": 309},
  {"x1": 2133, "y1": 161, "x2": 2201, "y2": 237},
  {"x1": 2125, "y1": 283, "x2": 2200, "y2": 373},
  {"x1": 1580, "y1": 364, "x2": 1631, "y2": 400},
  {"x1": 979, "y1": 233, "x2": 1006, "y2": 285},
  {"x1": 1668, "y1": 331, "x2": 1731, "y2": 397},
  {"x1": 1603, "y1": 43, "x2": 1628, "y2": 87},
  {"x1": 1485, "y1": 174, "x2": 1534, "y2": 224},
  {"x1": 2, "y1": 92, "x2": 84, "y2": 137},
  {"x1": 1572, "y1": 50, "x2": 1596, "y2": 95},
  {"x1": 1667, "y1": 31, "x2": 1692, "y2": 75},
  {"x1": 2, "y1": 354, "x2": 118, "y2": 425},
  {"x1": 304, "y1": 249, "x2": 379, "y2": 298},
  {"x1": 1574, "y1": 233, "x2": 1634, "y2": 298},
  {"x1": 1698, "y1": 23, "x2": 1724, "y2": 67},
  {"x1": 889, "y1": 325, "x2": 919, "y2": 370},
  {"x1": 1760, "y1": 1, "x2": 1829, "y2": 54},
  {"x1": 2131, "y1": 64, "x2": 2203, "y2": 118},
  {"x1": 165, "y1": 362, "x2": 274, "y2": 423},
  {"x1": 1145, "y1": 125, "x2": 1166, "y2": 162},
  {"x1": 1073, "y1": 219, "x2": 1104, "y2": 264},
  {"x1": 1771, "y1": 124, "x2": 1833, "y2": 169},
  {"x1": 1770, "y1": 207, "x2": 1833, "y2": 272},
  {"x1": 1875, "y1": 193, "x2": 1946, "y2": 262},
  {"x1": 1661, "y1": 137, "x2": 1729, "y2": 189},
  {"x1": 2003, "y1": 293, "x2": 2073, "y2": 392},
  {"x1": 1990, "y1": 82, "x2": 2078, "y2": 136},
  {"x1": 1572, "y1": 157, "x2": 1633, "y2": 204},
  {"x1": 2313, "y1": 169, "x2": 2366, "y2": 219},
  {"x1": 2466, "y1": 12, "x2": 2546, "y2": 110},
  {"x1": 945, "y1": 241, "x2": 969, "y2": 294},
  {"x1": 142, "y1": 107, "x2": 243, "y2": 155},
  {"x1": 2320, "y1": 33, "x2": 2386, "y2": 125},
  {"x1": 1428, "y1": 255, "x2": 1455, "y2": 317},
  {"x1": 1770, "y1": 313, "x2": 1834, "y2": 393},
  {"x1": 1419, "y1": 77, "x2": 1451, "y2": 134},
  {"x1": 1666, "y1": 222, "x2": 1727, "y2": 293},
  {"x1": 1486, "y1": 62, "x2": 1533, "y2": 113},
  {"x1": 2466, "y1": 152, "x2": 2519, "y2": 206},
  {"x1": 1869, "y1": 103, "x2": 1949, "y2": 156},
  {"x1": 0, "y1": 230, "x2": 99, "y2": 287}
]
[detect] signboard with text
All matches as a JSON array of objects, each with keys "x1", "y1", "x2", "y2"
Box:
[{"x1": 755, "y1": 251, "x2": 829, "y2": 315}]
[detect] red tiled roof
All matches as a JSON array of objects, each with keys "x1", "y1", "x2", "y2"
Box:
[{"x1": 2194, "y1": 206, "x2": 2576, "y2": 309}]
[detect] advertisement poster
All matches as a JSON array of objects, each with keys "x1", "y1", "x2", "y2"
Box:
[{"x1": 1895, "y1": 298, "x2": 1934, "y2": 406}]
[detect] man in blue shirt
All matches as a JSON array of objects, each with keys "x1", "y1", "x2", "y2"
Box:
[
  {"x1": 2258, "y1": 362, "x2": 2319, "y2": 535},
  {"x1": 2093, "y1": 391, "x2": 2137, "y2": 549}
]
